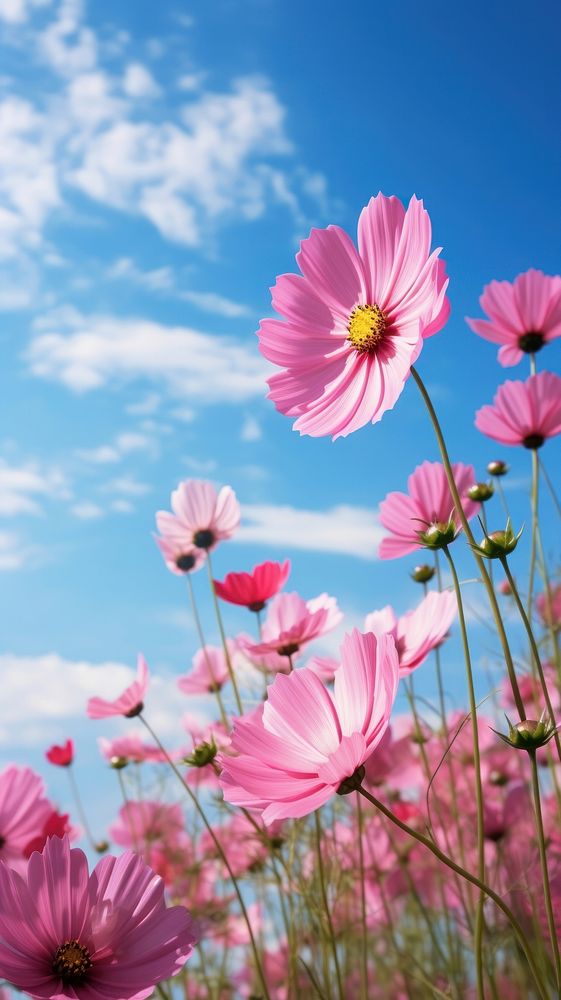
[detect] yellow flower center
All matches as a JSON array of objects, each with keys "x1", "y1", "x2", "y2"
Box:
[{"x1": 347, "y1": 304, "x2": 386, "y2": 353}]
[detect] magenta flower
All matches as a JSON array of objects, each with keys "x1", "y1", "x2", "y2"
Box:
[
  {"x1": 379, "y1": 460, "x2": 480, "y2": 559},
  {"x1": 178, "y1": 642, "x2": 235, "y2": 695},
  {"x1": 87, "y1": 654, "x2": 149, "y2": 720},
  {"x1": 0, "y1": 834, "x2": 198, "y2": 999},
  {"x1": 0, "y1": 766, "x2": 52, "y2": 871},
  {"x1": 364, "y1": 590, "x2": 457, "y2": 676},
  {"x1": 45, "y1": 739, "x2": 74, "y2": 767},
  {"x1": 240, "y1": 591, "x2": 343, "y2": 662},
  {"x1": 258, "y1": 193, "x2": 450, "y2": 439},
  {"x1": 155, "y1": 479, "x2": 240, "y2": 573},
  {"x1": 213, "y1": 559, "x2": 291, "y2": 612},
  {"x1": 220, "y1": 629, "x2": 399, "y2": 823},
  {"x1": 475, "y1": 372, "x2": 561, "y2": 449},
  {"x1": 466, "y1": 269, "x2": 561, "y2": 367}
]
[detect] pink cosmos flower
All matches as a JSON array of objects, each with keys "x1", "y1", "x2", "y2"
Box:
[
  {"x1": 364, "y1": 589, "x2": 457, "y2": 676},
  {"x1": 23, "y1": 809, "x2": 76, "y2": 858},
  {"x1": 87, "y1": 654, "x2": 149, "y2": 720},
  {"x1": 178, "y1": 641, "x2": 236, "y2": 695},
  {"x1": 155, "y1": 479, "x2": 240, "y2": 573},
  {"x1": 45, "y1": 739, "x2": 74, "y2": 767},
  {"x1": 466, "y1": 269, "x2": 561, "y2": 367},
  {"x1": 240, "y1": 591, "x2": 343, "y2": 663},
  {"x1": 258, "y1": 193, "x2": 450, "y2": 439},
  {"x1": 0, "y1": 766, "x2": 52, "y2": 870},
  {"x1": 536, "y1": 583, "x2": 561, "y2": 631},
  {"x1": 475, "y1": 372, "x2": 561, "y2": 449},
  {"x1": 0, "y1": 834, "x2": 197, "y2": 999},
  {"x1": 213, "y1": 559, "x2": 291, "y2": 612},
  {"x1": 379, "y1": 460, "x2": 480, "y2": 559},
  {"x1": 220, "y1": 629, "x2": 399, "y2": 823}
]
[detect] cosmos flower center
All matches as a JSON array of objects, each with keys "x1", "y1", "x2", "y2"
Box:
[
  {"x1": 176, "y1": 552, "x2": 197, "y2": 572},
  {"x1": 518, "y1": 330, "x2": 544, "y2": 353},
  {"x1": 522, "y1": 433, "x2": 545, "y2": 450},
  {"x1": 193, "y1": 528, "x2": 215, "y2": 549},
  {"x1": 52, "y1": 939, "x2": 92, "y2": 983},
  {"x1": 347, "y1": 304, "x2": 386, "y2": 353}
]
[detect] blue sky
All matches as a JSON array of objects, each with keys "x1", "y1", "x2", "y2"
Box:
[{"x1": 0, "y1": 0, "x2": 560, "y2": 823}]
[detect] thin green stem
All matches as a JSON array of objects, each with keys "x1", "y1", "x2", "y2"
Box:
[
  {"x1": 355, "y1": 794, "x2": 369, "y2": 1000},
  {"x1": 442, "y1": 545, "x2": 485, "y2": 1000},
  {"x1": 357, "y1": 786, "x2": 549, "y2": 1000},
  {"x1": 138, "y1": 714, "x2": 270, "y2": 1000},
  {"x1": 206, "y1": 553, "x2": 243, "y2": 714},
  {"x1": 67, "y1": 765, "x2": 100, "y2": 852},
  {"x1": 410, "y1": 365, "x2": 526, "y2": 720},
  {"x1": 538, "y1": 454, "x2": 561, "y2": 519},
  {"x1": 527, "y1": 447, "x2": 539, "y2": 619},
  {"x1": 529, "y1": 750, "x2": 561, "y2": 992},
  {"x1": 314, "y1": 810, "x2": 344, "y2": 1000},
  {"x1": 186, "y1": 574, "x2": 229, "y2": 728}
]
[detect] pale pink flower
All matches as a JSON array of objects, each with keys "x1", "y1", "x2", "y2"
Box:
[
  {"x1": 220, "y1": 629, "x2": 399, "y2": 823},
  {"x1": 0, "y1": 834, "x2": 197, "y2": 999},
  {"x1": 258, "y1": 193, "x2": 450, "y2": 438},
  {"x1": 98, "y1": 734, "x2": 169, "y2": 765},
  {"x1": 475, "y1": 372, "x2": 561, "y2": 449},
  {"x1": 178, "y1": 641, "x2": 236, "y2": 695},
  {"x1": 240, "y1": 591, "x2": 343, "y2": 662},
  {"x1": 379, "y1": 460, "x2": 480, "y2": 559},
  {"x1": 536, "y1": 583, "x2": 561, "y2": 630},
  {"x1": 87, "y1": 654, "x2": 149, "y2": 719},
  {"x1": 155, "y1": 479, "x2": 240, "y2": 573},
  {"x1": 213, "y1": 559, "x2": 291, "y2": 612},
  {"x1": 364, "y1": 590, "x2": 457, "y2": 676},
  {"x1": 305, "y1": 655, "x2": 340, "y2": 683},
  {"x1": 0, "y1": 766, "x2": 52, "y2": 871},
  {"x1": 467, "y1": 269, "x2": 561, "y2": 366}
]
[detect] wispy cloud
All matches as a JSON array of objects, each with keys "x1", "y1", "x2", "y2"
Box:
[
  {"x1": 236, "y1": 503, "x2": 383, "y2": 559},
  {"x1": 0, "y1": 459, "x2": 69, "y2": 515}
]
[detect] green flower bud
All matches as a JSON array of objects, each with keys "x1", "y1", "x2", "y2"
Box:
[
  {"x1": 109, "y1": 756, "x2": 129, "y2": 770},
  {"x1": 183, "y1": 738, "x2": 218, "y2": 769},
  {"x1": 466, "y1": 482, "x2": 494, "y2": 502},
  {"x1": 473, "y1": 521, "x2": 523, "y2": 559},
  {"x1": 417, "y1": 519, "x2": 458, "y2": 550},
  {"x1": 410, "y1": 564, "x2": 436, "y2": 584},
  {"x1": 494, "y1": 714, "x2": 558, "y2": 752},
  {"x1": 487, "y1": 460, "x2": 509, "y2": 477}
]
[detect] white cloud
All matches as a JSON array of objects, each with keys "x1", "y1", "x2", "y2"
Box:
[
  {"x1": 236, "y1": 504, "x2": 384, "y2": 559},
  {"x1": 38, "y1": 0, "x2": 97, "y2": 77},
  {"x1": 107, "y1": 257, "x2": 174, "y2": 291},
  {"x1": 122, "y1": 63, "x2": 161, "y2": 99},
  {"x1": 99, "y1": 476, "x2": 151, "y2": 497},
  {"x1": 178, "y1": 290, "x2": 252, "y2": 318},
  {"x1": 70, "y1": 500, "x2": 103, "y2": 519},
  {"x1": 0, "y1": 0, "x2": 50, "y2": 24},
  {"x1": 26, "y1": 308, "x2": 270, "y2": 401},
  {"x1": 240, "y1": 414, "x2": 262, "y2": 442},
  {"x1": 0, "y1": 530, "x2": 28, "y2": 569},
  {"x1": 125, "y1": 392, "x2": 160, "y2": 416},
  {"x1": 0, "y1": 651, "x2": 192, "y2": 746},
  {"x1": 0, "y1": 459, "x2": 69, "y2": 515},
  {"x1": 177, "y1": 72, "x2": 205, "y2": 92},
  {"x1": 77, "y1": 430, "x2": 155, "y2": 464}
]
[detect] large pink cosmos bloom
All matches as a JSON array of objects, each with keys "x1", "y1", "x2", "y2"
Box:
[
  {"x1": 87, "y1": 654, "x2": 149, "y2": 720},
  {"x1": 0, "y1": 835, "x2": 197, "y2": 999},
  {"x1": 0, "y1": 766, "x2": 52, "y2": 871},
  {"x1": 258, "y1": 193, "x2": 450, "y2": 439},
  {"x1": 364, "y1": 589, "x2": 457, "y2": 676},
  {"x1": 475, "y1": 372, "x2": 561, "y2": 449},
  {"x1": 240, "y1": 591, "x2": 343, "y2": 662},
  {"x1": 220, "y1": 629, "x2": 400, "y2": 823},
  {"x1": 379, "y1": 461, "x2": 480, "y2": 559},
  {"x1": 466, "y1": 269, "x2": 561, "y2": 367},
  {"x1": 155, "y1": 479, "x2": 240, "y2": 573},
  {"x1": 213, "y1": 559, "x2": 291, "y2": 612}
]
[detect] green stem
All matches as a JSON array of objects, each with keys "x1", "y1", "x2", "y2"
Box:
[
  {"x1": 186, "y1": 574, "x2": 229, "y2": 728},
  {"x1": 527, "y1": 447, "x2": 539, "y2": 619},
  {"x1": 67, "y1": 765, "x2": 100, "y2": 852},
  {"x1": 355, "y1": 793, "x2": 369, "y2": 1000},
  {"x1": 442, "y1": 545, "x2": 485, "y2": 1000},
  {"x1": 357, "y1": 786, "x2": 549, "y2": 1000},
  {"x1": 538, "y1": 454, "x2": 561, "y2": 519},
  {"x1": 529, "y1": 750, "x2": 561, "y2": 992},
  {"x1": 314, "y1": 810, "x2": 344, "y2": 1000},
  {"x1": 206, "y1": 553, "x2": 243, "y2": 714},
  {"x1": 410, "y1": 365, "x2": 526, "y2": 721},
  {"x1": 138, "y1": 714, "x2": 270, "y2": 1000}
]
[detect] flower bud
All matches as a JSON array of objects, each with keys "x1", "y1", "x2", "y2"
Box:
[
  {"x1": 466, "y1": 482, "x2": 494, "y2": 502},
  {"x1": 494, "y1": 714, "x2": 558, "y2": 751},
  {"x1": 472, "y1": 521, "x2": 522, "y2": 559},
  {"x1": 183, "y1": 738, "x2": 218, "y2": 768},
  {"x1": 109, "y1": 755, "x2": 129, "y2": 770},
  {"x1": 410, "y1": 564, "x2": 436, "y2": 584},
  {"x1": 94, "y1": 840, "x2": 109, "y2": 854},
  {"x1": 487, "y1": 460, "x2": 508, "y2": 477},
  {"x1": 417, "y1": 519, "x2": 457, "y2": 550}
]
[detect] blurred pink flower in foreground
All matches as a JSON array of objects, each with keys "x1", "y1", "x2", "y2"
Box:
[
  {"x1": 87, "y1": 654, "x2": 149, "y2": 719},
  {"x1": 258, "y1": 192, "x2": 450, "y2": 438},
  {"x1": 0, "y1": 835, "x2": 197, "y2": 998},
  {"x1": 379, "y1": 460, "x2": 479, "y2": 559},
  {"x1": 0, "y1": 766, "x2": 52, "y2": 871},
  {"x1": 240, "y1": 591, "x2": 342, "y2": 665},
  {"x1": 178, "y1": 641, "x2": 236, "y2": 694},
  {"x1": 213, "y1": 559, "x2": 291, "y2": 612},
  {"x1": 364, "y1": 589, "x2": 457, "y2": 676},
  {"x1": 475, "y1": 372, "x2": 561, "y2": 449},
  {"x1": 220, "y1": 629, "x2": 399, "y2": 823},
  {"x1": 155, "y1": 479, "x2": 240, "y2": 573},
  {"x1": 467, "y1": 269, "x2": 561, "y2": 367},
  {"x1": 45, "y1": 739, "x2": 74, "y2": 767}
]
